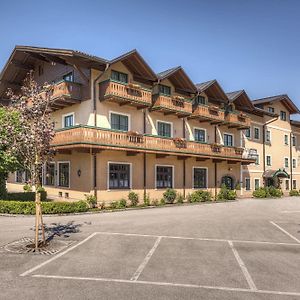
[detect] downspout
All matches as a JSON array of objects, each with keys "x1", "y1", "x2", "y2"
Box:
[
  {"x1": 290, "y1": 132, "x2": 293, "y2": 190},
  {"x1": 214, "y1": 125, "x2": 218, "y2": 201},
  {"x1": 183, "y1": 118, "x2": 186, "y2": 198},
  {"x1": 262, "y1": 116, "x2": 278, "y2": 185},
  {"x1": 143, "y1": 110, "x2": 147, "y2": 201}
]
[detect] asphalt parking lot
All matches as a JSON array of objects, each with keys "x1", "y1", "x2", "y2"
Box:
[{"x1": 0, "y1": 197, "x2": 300, "y2": 300}]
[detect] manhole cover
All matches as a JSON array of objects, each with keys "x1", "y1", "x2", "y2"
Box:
[{"x1": 3, "y1": 237, "x2": 74, "y2": 255}]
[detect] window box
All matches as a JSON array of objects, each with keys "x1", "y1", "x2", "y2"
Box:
[
  {"x1": 211, "y1": 143, "x2": 223, "y2": 153},
  {"x1": 173, "y1": 137, "x2": 187, "y2": 148},
  {"x1": 235, "y1": 147, "x2": 244, "y2": 155}
]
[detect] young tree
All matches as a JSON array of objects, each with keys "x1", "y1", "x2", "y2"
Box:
[{"x1": 6, "y1": 71, "x2": 56, "y2": 250}]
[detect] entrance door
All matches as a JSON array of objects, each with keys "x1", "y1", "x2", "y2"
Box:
[
  {"x1": 222, "y1": 176, "x2": 234, "y2": 190},
  {"x1": 266, "y1": 178, "x2": 274, "y2": 187}
]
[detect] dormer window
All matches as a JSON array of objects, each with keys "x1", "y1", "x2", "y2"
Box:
[
  {"x1": 111, "y1": 70, "x2": 128, "y2": 84},
  {"x1": 268, "y1": 107, "x2": 275, "y2": 113},
  {"x1": 195, "y1": 95, "x2": 206, "y2": 105},
  {"x1": 63, "y1": 72, "x2": 74, "y2": 82},
  {"x1": 280, "y1": 111, "x2": 287, "y2": 121},
  {"x1": 159, "y1": 84, "x2": 171, "y2": 96}
]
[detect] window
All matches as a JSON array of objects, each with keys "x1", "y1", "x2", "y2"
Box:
[
  {"x1": 223, "y1": 133, "x2": 233, "y2": 147},
  {"x1": 110, "y1": 113, "x2": 129, "y2": 131},
  {"x1": 293, "y1": 158, "x2": 297, "y2": 169},
  {"x1": 245, "y1": 128, "x2": 251, "y2": 138},
  {"x1": 280, "y1": 111, "x2": 287, "y2": 121},
  {"x1": 285, "y1": 180, "x2": 289, "y2": 191},
  {"x1": 284, "y1": 134, "x2": 289, "y2": 145},
  {"x1": 254, "y1": 127, "x2": 260, "y2": 140},
  {"x1": 193, "y1": 168, "x2": 207, "y2": 189},
  {"x1": 45, "y1": 163, "x2": 55, "y2": 186},
  {"x1": 284, "y1": 158, "x2": 289, "y2": 168},
  {"x1": 58, "y1": 162, "x2": 70, "y2": 188},
  {"x1": 195, "y1": 95, "x2": 206, "y2": 105},
  {"x1": 16, "y1": 170, "x2": 23, "y2": 183},
  {"x1": 245, "y1": 178, "x2": 251, "y2": 191},
  {"x1": 255, "y1": 154, "x2": 260, "y2": 165},
  {"x1": 156, "y1": 166, "x2": 173, "y2": 188},
  {"x1": 159, "y1": 84, "x2": 171, "y2": 96},
  {"x1": 157, "y1": 121, "x2": 172, "y2": 137},
  {"x1": 111, "y1": 70, "x2": 128, "y2": 83},
  {"x1": 63, "y1": 113, "x2": 74, "y2": 128},
  {"x1": 268, "y1": 107, "x2": 275, "y2": 113},
  {"x1": 63, "y1": 72, "x2": 74, "y2": 82},
  {"x1": 293, "y1": 180, "x2": 297, "y2": 190},
  {"x1": 292, "y1": 136, "x2": 296, "y2": 146},
  {"x1": 254, "y1": 179, "x2": 260, "y2": 190},
  {"x1": 266, "y1": 130, "x2": 271, "y2": 143},
  {"x1": 109, "y1": 163, "x2": 130, "y2": 189},
  {"x1": 194, "y1": 128, "x2": 206, "y2": 143},
  {"x1": 266, "y1": 155, "x2": 271, "y2": 166}
]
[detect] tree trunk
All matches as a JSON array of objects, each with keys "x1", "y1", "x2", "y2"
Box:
[{"x1": 35, "y1": 190, "x2": 45, "y2": 250}]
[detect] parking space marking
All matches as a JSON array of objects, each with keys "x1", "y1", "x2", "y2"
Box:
[
  {"x1": 95, "y1": 231, "x2": 300, "y2": 246},
  {"x1": 32, "y1": 274, "x2": 300, "y2": 297},
  {"x1": 228, "y1": 241, "x2": 257, "y2": 291},
  {"x1": 281, "y1": 210, "x2": 300, "y2": 213},
  {"x1": 20, "y1": 232, "x2": 98, "y2": 277},
  {"x1": 270, "y1": 221, "x2": 300, "y2": 244},
  {"x1": 130, "y1": 236, "x2": 162, "y2": 281}
]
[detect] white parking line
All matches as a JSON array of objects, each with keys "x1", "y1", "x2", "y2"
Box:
[
  {"x1": 281, "y1": 210, "x2": 300, "y2": 213},
  {"x1": 228, "y1": 241, "x2": 257, "y2": 291},
  {"x1": 32, "y1": 274, "x2": 300, "y2": 297},
  {"x1": 130, "y1": 236, "x2": 162, "y2": 281},
  {"x1": 270, "y1": 221, "x2": 300, "y2": 244},
  {"x1": 20, "y1": 232, "x2": 98, "y2": 277}
]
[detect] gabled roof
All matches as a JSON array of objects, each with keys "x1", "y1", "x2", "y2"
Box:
[
  {"x1": 157, "y1": 66, "x2": 197, "y2": 94},
  {"x1": 252, "y1": 94, "x2": 300, "y2": 114},
  {"x1": 226, "y1": 90, "x2": 254, "y2": 112},
  {"x1": 195, "y1": 79, "x2": 228, "y2": 102},
  {"x1": 109, "y1": 49, "x2": 157, "y2": 82}
]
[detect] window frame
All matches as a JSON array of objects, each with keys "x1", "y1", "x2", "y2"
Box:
[
  {"x1": 195, "y1": 95, "x2": 207, "y2": 106},
  {"x1": 292, "y1": 135, "x2": 296, "y2": 146},
  {"x1": 255, "y1": 153, "x2": 260, "y2": 165},
  {"x1": 254, "y1": 178, "x2": 260, "y2": 190},
  {"x1": 194, "y1": 127, "x2": 207, "y2": 143},
  {"x1": 155, "y1": 164, "x2": 174, "y2": 189},
  {"x1": 265, "y1": 129, "x2": 271, "y2": 143},
  {"x1": 292, "y1": 158, "x2": 297, "y2": 169},
  {"x1": 159, "y1": 84, "x2": 171, "y2": 96},
  {"x1": 245, "y1": 178, "x2": 251, "y2": 191},
  {"x1": 63, "y1": 71, "x2": 74, "y2": 82},
  {"x1": 111, "y1": 70, "x2": 128, "y2": 84},
  {"x1": 266, "y1": 155, "x2": 272, "y2": 166},
  {"x1": 109, "y1": 111, "x2": 131, "y2": 132},
  {"x1": 192, "y1": 167, "x2": 208, "y2": 189},
  {"x1": 62, "y1": 112, "x2": 75, "y2": 128},
  {"x1": 253, "y1": 127, "x2": 260, "y2": 140},
  {"x1": 293, "y1": 179, "x2": 297, "y2": 190},
  {"x1": 156, "y1": 120, "x2": 173, "y2": 138},
  {"x1": 57, "y1": 161, "x2": 70, "y2": 188},
  {"x1": 223, "y1": 132, "x2": 234, "y2": 147},
  {"x1": 284, "y1": 134, "x2": 289, "y2": 145},
  {"x1": 43, "y1": 162, "x2": 56, "y2": 186},
  {"x1": 285, "y1": 179, "x2": 289, "y2": 191},
  {"x1": 107, "y1": 162, "x2": 132, "y2": 190},
  {"x1": 284, "y1": 157, "x2": 289, "y2": 168},
  {"x1": 268, "y1": 106, "x2": 275, "y2": 114},
  {"x1": 244, "y1": 128, "x2": 251, "y2": 139},
  {"x1": 15, "y1": 170, "x2": 24, "y2": 183},
  {"x1": 280, "y1": 111, "x2": 287, "y2": 121}
]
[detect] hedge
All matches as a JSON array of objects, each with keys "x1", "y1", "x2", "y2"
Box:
[
  {"x1": 0, "y1": 200, "x2": 88, "y2": 214},
  {"x1": 5, "y1": 191, "x2": 47, "y2": 202}
]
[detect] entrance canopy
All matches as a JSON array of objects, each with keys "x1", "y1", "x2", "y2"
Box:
[{"x1": 263, "y1": 169, "x2": 290, "y2": 179}]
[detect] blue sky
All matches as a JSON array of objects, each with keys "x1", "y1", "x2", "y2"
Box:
[{"x1": 1, "y1": 0, "x2": 300, "y2": 118}]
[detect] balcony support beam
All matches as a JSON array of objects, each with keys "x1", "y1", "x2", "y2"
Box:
[
  {"x1": 156, "y1": 154, "x2": 169, "y2": 159},
  {"x1": 126, "y1": 151, "x2": 138, "y2": 156},
  {"x1": 196, "y1": 157, "x2": 209, "y2": 161},
  {"x1": 73, "y1": 64, "x2": 90, "y2": 84}
]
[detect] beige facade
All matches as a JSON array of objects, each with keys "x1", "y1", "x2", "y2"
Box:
[{"x1": 2, "y1": 46, "x2": 300, "y2": 204}]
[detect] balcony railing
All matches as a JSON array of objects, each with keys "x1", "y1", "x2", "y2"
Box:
[
  {"x1": 152, "y1": 94, "x2": 193, "y2": 116},
  {"x1": 52, "y1": 126, "x2": 255, "y2": 162},
  {"x1": 51, "y1": 80, "x2": 82, "y2": 101},
  {"x1": 225, "y1": 112, "x2": 251, "y2": 128},
  {"x1": 191, "y1": 104, "x2": 225, "y2": 123},
  {"x1": 99, "y1": 79, "x2": 152, "y2": 107}
]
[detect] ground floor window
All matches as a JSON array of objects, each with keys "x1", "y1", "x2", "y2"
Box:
[
  {"x1": 58, "y1": 162, "x2": 70, "y2": 188},
  {"x1": 109, "y1": 163, "x2": 130, "y2": 189},
  {"x1": 16, "y1": 170, "x2": 23, "y2": 183},
  {"x1": 222, "y1": 176, "x2": 234, "y2": 190},
  {"x1": 45, "y1": 163, "x2": 55, "y2": 186},
  {"x1": 285, "y1": 179, "x2": 289, "y2": 191},
  {"x1": 293, "y1": 179, "x2": 297, "y2": 190},
  {"x1": 156, "y1": 166, "x2": 173, "y2": 188},
  {"x1": 193, "y1": 168, "x2": 207, "y2": 188},
  {"x1": 245, "y1": 178, "x2": 250, "y2": 190},
  {"x1": 254, "y1": 178, "x2": 260, "y2": 190}
]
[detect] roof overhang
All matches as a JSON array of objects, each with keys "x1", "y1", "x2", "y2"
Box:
[
  {"x1": 226, "y1": 90, "x2": 254, "y2": 112},
  {"x1": 196, "y1": 80, "x2": 228, "y2": 102}
]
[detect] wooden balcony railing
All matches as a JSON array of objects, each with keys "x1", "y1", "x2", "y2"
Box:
[
  {"x1": 52, "y1": 126, "x2": 255, "y2": 162},
  {"x1": 152, "y1": 94, "x2": 193, "y2": 116},
  {"x1": 99, "y1": 79, "x2": 152, "y2": 108},
  {"x1": 225, "y1": 112, "x2": 251, "y2": 129},
  {"x1": 191, "y1": 104, "x2": 225, "y2": 123},
  {"x1": 51, "y1": 80, "x2": 82, "y2": 100}
]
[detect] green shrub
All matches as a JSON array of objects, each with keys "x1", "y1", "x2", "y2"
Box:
[
  {"x1": 143, "y1": 193, "x2": 150, "y2": 206},
  {"x1": 267, "y1": 186, "x2": 282, "y2": 198},
  {"x1": 218, "y1": 184, "x2": 237, "y2": 201},
  {"x1": 110, "y1": 201, "x2": 118, "y2": 209},
  {"x1": 187, "y1": 190, "x2": 212, "y2": 203},
  {"x1": 85, "y1": 194, "x2": 97, "y2": 208},
  {"x1": 0, "y1": 200, "x2": 88, "y2": 214},
  {"x1": 128, "y1": 192, "x2": 139, "y2": 206},
  {"x1": 163, "y1": 188, "x2": 177, "y2": 204},
  {"x1": 289, "y1": 189, "x2": 300, "y2": 196},
  {"x1": 160, "y1": 198, "x2": 166, "y2": 206},
  {"x1": 152, "y1": 199, "x2": 159, "y2": 206},
  {"x1": 176, "y1": 193, "x2": 184, "y2": 204},
  {"x1": 118, "y1": 198, "x2": 127, "y2": 208},
  {"x1": 23, "y1": 184, "x2": 32, "y2": 192},
  {"x1": 5, "y1": 191, "x2": 47, "y2": 202},
  {"x1": 253, "y1": 187, "x2": 282, "y2": 198}
]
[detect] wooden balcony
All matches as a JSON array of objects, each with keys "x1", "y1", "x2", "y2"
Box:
[
  {"x1": 52, "y1": 126, "x2": 255, "y2": 163},
  {"x1": 225, "y1": 112, "x2": 251, "y2": 129},
  {"x1": 190, "y1": 104, "x2": 225, "y2": 124},
  {"x1": 99, "y1": 79, "x2": 152, "y2": 108},
  {"x1": 151, "y1": 94, "x2": 193, "y2": 117}
]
